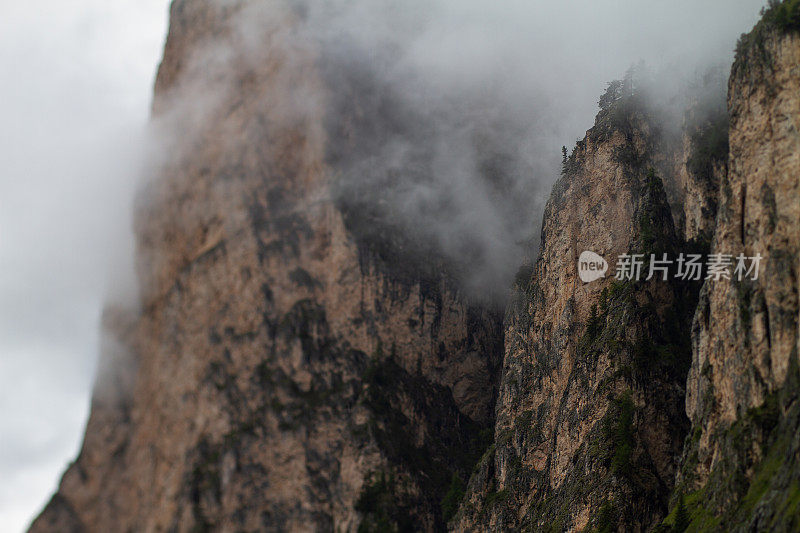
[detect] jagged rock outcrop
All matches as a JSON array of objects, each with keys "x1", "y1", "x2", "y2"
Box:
[
  {"x1": 454, "y1": 89, "x2": 701, "y2": 531},
  {"x1": 583, "y1": 69, "x2": 728, "y2": 251},
  {"x1": 673, "y1": 10, "x2": 800, "y2": 531},
  {"x1": 31, "y1": 1, "x2": 504, "y2": 531}
]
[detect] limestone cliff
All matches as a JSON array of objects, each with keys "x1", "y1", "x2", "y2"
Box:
[
  {"x1": 453, "y1": 81, "x2": 701, "y2": 532},
  {"x1": 29, "y1": 1, "x2": 800, "y2": 532},
  {"x1": 455, "y1": 7, "x2": 800, "y2": 529},
  {"x1": 31, "y1": 1, "x2": 504, "y2": 531},
  {"x1": 671, "y1": 8, "x2": 800, "y2": 531},
  {"x1": 678, "y1": 74, "x2": 729, "y2": 246}
]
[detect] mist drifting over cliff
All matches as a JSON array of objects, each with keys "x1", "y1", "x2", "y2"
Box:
[
  {"x1": 149, "y1": 0, "x2": 763, "y2": 301},
  {"x1": 2, "y1": 0, "x2": 769, "y2": 530}
]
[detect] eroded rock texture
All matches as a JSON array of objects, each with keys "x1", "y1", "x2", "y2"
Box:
[
  {"x1": 29, "y1": 2, "x2": 800, "y2": 532},
  {"x1": 454, "y1": 89, "x2": 701, "y2": 531},
  {"x1": 31, "y1": 1, "x2": 504, "y2": 531},
  {"x1": 676, "y1": 20, "x2": 800, "y2": 532}
]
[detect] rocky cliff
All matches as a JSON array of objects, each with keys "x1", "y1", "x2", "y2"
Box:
[
  {"x1": 672, "y1": 9, "x2": 800, "y2": 531},
  {"x1": 453, "y1": 77, "x2": 702, "y2": 532},
  {"x1": 452, "y1": 6, "x2": 799, "y2": 532},
  {"x1": 455, "y1": 7, "x2": 800, "y2": 532},
  {"x1": 31, "y1": 1, "x2": 505, "y2": 531},
  {"x1": 30, "y1": 1, "x2": 800, "y2": 532}
]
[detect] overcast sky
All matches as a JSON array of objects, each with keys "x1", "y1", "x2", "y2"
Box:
[
  {"x1": 0, "y1": 1, "x2": 764, "y2": 532},
  {"x1": 0, "y1": 1, "x2": 169, "y2": 530}
]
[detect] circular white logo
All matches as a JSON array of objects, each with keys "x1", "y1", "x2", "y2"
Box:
[{"x1": 578, "y1": 251, "x2": 608, "y2": 283}]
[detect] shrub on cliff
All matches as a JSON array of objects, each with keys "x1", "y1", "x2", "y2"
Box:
[
  {"x1": 736, "y1": 0, "x2": 800, "y2": 75},
  {"x1": 687, "y1": 113, "x2": 729, "y2": 181},
  {"x1": 440, "y1": 474, "x2": 465, "y2": 523},
  {"x1": 769, "y1": 0, "x2": 800, "y2": 31}
]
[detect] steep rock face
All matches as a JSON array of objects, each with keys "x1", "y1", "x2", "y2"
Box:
[
  {"x1": 31, "y1": 1, "x2": 503, "y2": 531},
  {"x1": 600, "y1": 70, "x2": 727, "y2": 251},
  {"x1": 454, "y1": 94, "x2": 699, "y2": 531},
  {"x1": 652, "y1": 69, "x2": 728, "y2": 247},
  {"x1": 676, "y1": 17, "x2": 800, "y2": 531},
  {"x1": 678, "y1": 94, "x2": 728, "y2": 245}
]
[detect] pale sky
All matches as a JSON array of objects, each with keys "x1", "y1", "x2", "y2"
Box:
[
  {"x1": 0, "y1": 1, "x2": 169, "y2": 531},
  {"x1": 0, "y1": 1, "x2": 764, "y2": 532}
]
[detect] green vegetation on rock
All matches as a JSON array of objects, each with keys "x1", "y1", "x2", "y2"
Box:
[
  {"x1": 360, "y1": 347, "x2": 494, "y2": 530},
  {"x1": 766, "y1": 0, "x2": 800, "y2": 31},
  {"x1": 606, "y1": 391, "x2": 636, "y2": 477},
  {"x1": 356, "y1": 471, "x2": 414, "y2": 533},
  {"x1": 440, "y1": 474, "x2": 466, "y2": 523},
  {"x1": 735, "y1": 0, "x2": 800, "y2": 75},
  {"x1": 594, "y1": 500, "x2": 618, "y2": 533}
]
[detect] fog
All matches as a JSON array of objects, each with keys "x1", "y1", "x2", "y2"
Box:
[
  {"x1": 0, "y1": 0, "x2": 764, "y2": 531},
  {"x1": 160, "y1": 0, "x2": 764, "y2": 299},
  {"x1": 295, "y1": 0, "x2": 764, "y2": 297}
]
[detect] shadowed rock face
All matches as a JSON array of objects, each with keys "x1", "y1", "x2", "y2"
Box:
[{"x1": 31, "y1": 1, "x2": 505, "y2": 531}]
